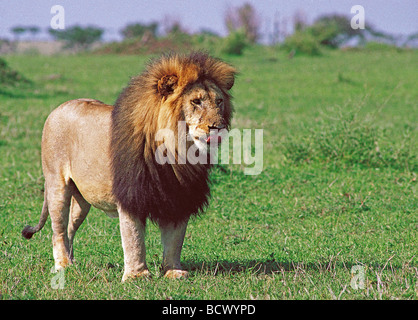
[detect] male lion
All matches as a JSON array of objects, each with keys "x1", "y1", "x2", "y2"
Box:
[{"x1": 22, "y1": 52, "x2": 236, "y2": 281}]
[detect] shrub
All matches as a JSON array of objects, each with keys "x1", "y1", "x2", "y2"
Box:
[
  {"x1": 282, "y1": 31, "x2": 321, "y2": 56},
  {"x1": 120, "y1": 22, "x2": 158, "y2": 40},
  {"x1": 283, "y1": 106, "x2": 416, "y2": 170},
  {"x1": 0, "y1": 57, "x2": 30, "y2": 86},
  {"x1": 191, "y1": 32, "x2": 223, "y2": 55},
  {"x1": 221, "y1": 30, "x2": 249, "y2": 55},
  {"x1": 363, "y1": 41, "x2": 400, "y2": 51}
]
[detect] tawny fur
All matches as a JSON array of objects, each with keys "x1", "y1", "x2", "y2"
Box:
[
  {"x1": 111, "y1": 52, "x2": 236, "y2": 225},
  {"x1": 21, "y1": 52, "x2": 236, "y2": 279}
]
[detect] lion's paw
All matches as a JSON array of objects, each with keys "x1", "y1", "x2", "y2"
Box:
[
  {"x1": 164, "y1": 269, "x2": 189, "y2": 279},
  {"x1": 122, "y1": 269, "x2": 151, "y2": 282}
]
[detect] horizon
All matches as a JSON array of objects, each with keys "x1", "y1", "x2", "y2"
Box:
[{"x1": 1, "y1": 0, "x2": 417, "y2": 43}]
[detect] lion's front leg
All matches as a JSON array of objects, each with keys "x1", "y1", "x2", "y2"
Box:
[
  {"x1": 160, "y1": 220, "x2": 189, "y2": 279},
  {"x1": 118, "y1": 207, "x2": 150, "y2": 282}
]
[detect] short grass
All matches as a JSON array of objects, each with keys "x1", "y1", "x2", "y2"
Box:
[{"x1": 0, "y1": 47, "x2": 417, "y2": 299}]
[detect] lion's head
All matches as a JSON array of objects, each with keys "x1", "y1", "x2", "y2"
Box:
[
  {"x1": 111, "y1": 52, "x2": 236, "y2": 225},
  {"x1": 154, "y1": 52, "x2": 235, "y2": 154}
]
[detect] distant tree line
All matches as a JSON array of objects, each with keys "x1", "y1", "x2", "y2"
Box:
[
  {"x1": 48, "y1": 26, "x2": 104, "y2": 50},
  {"x1": 281, "y1": 12, "x2": 405, "y2": 55},
  {"x1": 11, "y1": 26, "x2": 40, "y2": 41},
  {"x1": 8, "y1": 2, "x2": 416, "y2": 55}
]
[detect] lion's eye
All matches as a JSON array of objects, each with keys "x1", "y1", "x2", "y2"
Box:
[{"x1": 191, "y1": 99, "x2": 201, "y2": 106}]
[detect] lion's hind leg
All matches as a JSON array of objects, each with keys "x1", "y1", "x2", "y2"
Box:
[
  {"x1": 68, "y1": 184, "x2": 91, "y2": 262},
  {"x1": 46, "y1": 178, "x2": 75, "y2": 271}
]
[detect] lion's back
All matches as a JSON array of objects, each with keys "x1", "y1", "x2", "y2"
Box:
[{"x1": 42, "y1": 98, "x2": 113, "y2": 161}]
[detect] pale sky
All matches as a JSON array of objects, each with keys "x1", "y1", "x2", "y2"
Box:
[{"x1": 0, "y1": 0, "x2": 417, "y2": 41}]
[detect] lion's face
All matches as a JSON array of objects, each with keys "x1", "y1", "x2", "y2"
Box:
[
  {"x1": 181, "y1": 81, "x2": 230, "y2": 152},
  {"x1": 154, "y1": 53, "x2": 235, "y2": 155}
]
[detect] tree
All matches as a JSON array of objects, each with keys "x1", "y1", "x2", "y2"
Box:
[
  {"x1": 49, "y1": 25, "x2": 103, "y2": 50},
  {"x1": 11, "y1": 26, "x2": 27, "y2": 41},
  {"x1": 282, "y1": 14, "x2": 360, "y2": 55},
  {"x1": 363, "y1": 24, "x2": 396, "y2": 45},
  {"x1": 309, "y1": 14, "x2": 397, "y2": 48},
  {"x1": 309, "y1": 14, "x2": 364, "y2": 48},
  {"x1": 225, "y1": 3, "x2": 260, "y2": 43},
  {"x1": 27, "y1": 26, "x2": 40, "y2": 39},
  {"x1": 282, "y1": 13, "x2": 400, "y2": 55},
  {"x1": 161, "y1": 16, "x2": 189, "y2": 36},
  {"x1": 120, "y1": 22, "x2": 158, "y2": 39},
  {"x1": 404, "y1": 32, "x2": 418, "y2": 47},
  {"x1": 292, "y1": 10, "x2": 308, "y2": 32}
]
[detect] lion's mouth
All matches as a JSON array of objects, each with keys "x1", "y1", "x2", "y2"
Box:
[
  {"x1": 205, "y1": 135, "x2": 222, "y2": 144},
  {"x1": 194, "y1": 133, "x2": 222, "y2": 146}
]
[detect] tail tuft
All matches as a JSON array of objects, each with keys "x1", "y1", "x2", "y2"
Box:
[
  {"x1": 22, "y1": 225, "x2": 37, "y2": 239},
  {"x1": 22, "y1": 195, "x2": 49, "y2": 240}
]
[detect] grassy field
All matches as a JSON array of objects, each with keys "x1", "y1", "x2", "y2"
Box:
[{"x1": 0, "y1": 47, "x2": 417, "y2": 300}]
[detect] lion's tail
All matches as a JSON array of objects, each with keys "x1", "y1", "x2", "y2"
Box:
[{"x1": 22, "y1": 195, "x2": 49, "y2": 239}]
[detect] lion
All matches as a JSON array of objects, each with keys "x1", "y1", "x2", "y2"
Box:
[{"x1": 21, "y1": 52, "x2": 236, "y2": 281}]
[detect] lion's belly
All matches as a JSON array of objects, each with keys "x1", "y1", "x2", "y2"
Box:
[
  {"x1": 72, "y1": 176, "x2": 118, "y2": 216},
  {"x1": 69, "y1": 134, "x2": 117, "y2": 214},
  {"x1": 71, "y1": 165, "x2": 117, "y2": 216}
]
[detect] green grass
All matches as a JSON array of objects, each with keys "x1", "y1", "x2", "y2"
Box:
[{"x1": 1, "y1": 48, "x2": 417, "y2": 299}]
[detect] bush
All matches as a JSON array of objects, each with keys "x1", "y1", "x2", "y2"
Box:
[
  {"x1": 0, "y1": 57, "x2": 30, "y2": 86},
  {"x1": 191, "y1": 33, "x2": 222, "y2": 55},
  {"x1": 283, "y1": 106, "x2": 416, "y2": 170},
  {"x1": 221, "y1": 30, "x2": 249, "y2": 55},
  {"x1": 282, "y1": 31, "x2": 321, "y2": 56},
  {"x1": 120, "y1": 22, "x2": 158, "y2": 40},
  {"x1": 363, "y1": 41, "x2": 400, "y2": 51}
]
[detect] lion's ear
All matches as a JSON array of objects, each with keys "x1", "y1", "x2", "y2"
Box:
[
  {"x1": 217, "y1": 66, "x2": 236, "y2": 91},
  {"x1": 157, "y1": 75, "x2": 178, "y2": 97},
  {"x1": 224, "y1": 74, "x2": 235, "y2": 91}
]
